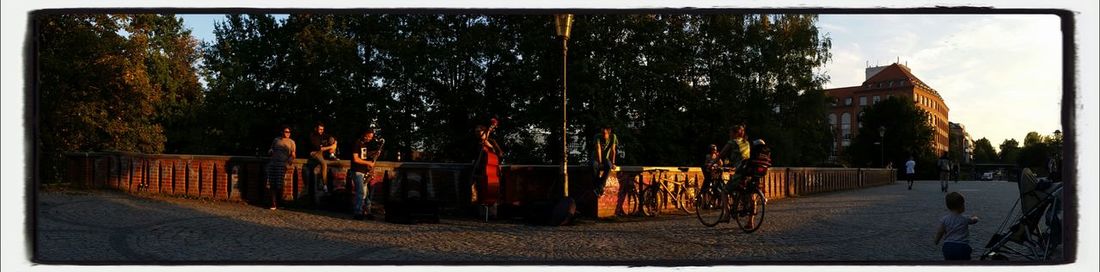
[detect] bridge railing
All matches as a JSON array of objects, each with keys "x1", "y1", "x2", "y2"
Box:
[{"x1": 63, "y1": 152, "x2": 895, "y2": 218}]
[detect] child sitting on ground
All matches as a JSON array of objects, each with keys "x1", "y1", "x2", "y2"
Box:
[{"x1": 934, "y1": 192, "x2": 980, "y2": 260}]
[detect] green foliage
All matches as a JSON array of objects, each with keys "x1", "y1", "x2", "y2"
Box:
[
  {"x1": 40, "y1": 14, "x2": 834, "y2": 174},
  {"x1": 1015, "y1": 130, "x2": 1063, "y2": 175},
  {"x1": 845, "y1": 96, "x2": 936, "y2": 171},
  {"x1": 198, "y1": 14, "x2": 834, "y2": 166},
  {"x1": 999, "y1": 138, "x2": 1020, "y2": 164},
  {"x1": 972, "y1": 137, "x2": 997, "y2": 163},
  {"x1": 37, "y1": 14, "x2": 202, "y2": 182}
]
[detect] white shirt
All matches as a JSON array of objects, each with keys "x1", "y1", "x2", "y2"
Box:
[{"x1": 905, "y1": 160, "x2": 916, "y2": 174}]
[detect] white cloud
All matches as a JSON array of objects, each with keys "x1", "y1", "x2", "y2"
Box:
[
  {"x1": 823, "y1": 15, "x2": 1063, "y2": 146},
  {"x1": 904, "y1": 15, "x2": 1062, "y2": 144}
]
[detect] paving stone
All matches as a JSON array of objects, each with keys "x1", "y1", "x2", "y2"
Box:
[{"x1": 34, "y1": 180, "x2": 1058, "y2": 264}]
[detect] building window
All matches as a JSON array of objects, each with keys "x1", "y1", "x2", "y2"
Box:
[
  {"x1": 844, "y1": 97, "x2": 852, "y2": 106},
  {"x1": 873, "y1": 96, "x2": 881, "y2": 104},
  {"x1": 829, "y1": 114, "x2": 837, "y2": 129},
  {"x1": 888, "y1": 81, "x2": 894, "y2": 87},
  {"x1": 914, "y1": 95, "x2": 919, "y2": 103},
  {"x1": 859, "y1": 96, "x2": 867, "y2": 106},
  {"x1": 858, "y1": 111, "x2": 865, "y2": 128},
  {"x1": 841, "y1": 113, "x2": 851, "y2": 141}
]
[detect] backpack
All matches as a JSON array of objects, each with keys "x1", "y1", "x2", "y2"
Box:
[{"x1": 746, "y1": 142, "x2": 772, "y2": 177}]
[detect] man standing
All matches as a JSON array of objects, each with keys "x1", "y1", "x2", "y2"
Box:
[
  {"x1": 308, "y1": 122, "x2": 338, "y2": 194},
  {"x1": 591, "y1": 125, "x2": 617, "y2": 197},
  {"x1": 905, "y1": 156, "x2": 916, "y2": 190},
  {"x1": 938, "y1": 153, "x2": 952, "y2": 192},
  {"x1": 351, "y1": 128, "x2": 381, "y2": 220}
]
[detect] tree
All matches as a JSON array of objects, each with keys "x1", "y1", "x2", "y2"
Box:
[
  {"x1": 1017, "y1": 130, "x2": 1062, "y2": 175},
  {"x1": 845, "y1": 96, "x2": 936, "y2": 174},
  {"x1": 197, "y1": 14, "x2": 834, "y2": 166},
  {"x1": 37, "y1": 14, "x2": 203, "y2": 183},
  {"x1": 972, "y1": 137, "x2": 997, "y2": 163},
  {"x1": 999, "y1": 138, "x2": 1020, "y2": 164}
]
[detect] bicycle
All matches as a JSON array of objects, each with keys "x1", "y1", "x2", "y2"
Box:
[
  {"x1": 639, "y1": 168, "x2": 697, "y2": 217},
  {"x1": 695, "y1": 165, "x2": 768, "y2": 233}
]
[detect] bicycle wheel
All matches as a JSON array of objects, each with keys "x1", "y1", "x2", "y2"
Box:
[
  {"x1": 733, "y1": 188, "x2": 766, "y2": 233},
  {"x1": 641, "y1": 186, "x2": 660, "y2": 217},
  {"x1": 695, "y1": 185, "x2": 726, "y2": 227},
  {"x1": 678, "y1": 184, "x2": 697, "y2": 215}
]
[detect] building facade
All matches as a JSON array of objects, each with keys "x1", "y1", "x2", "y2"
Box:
[
  {"x1": 949, "y1": 122, "x2": 974, "y2": 164},
  {"x1": 825, "y1": 63, "x2": 950, "y2": 161}
]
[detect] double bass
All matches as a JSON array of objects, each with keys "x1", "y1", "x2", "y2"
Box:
[{"x1": 473, "y1": 118, "x2": 502, "y2": 206}]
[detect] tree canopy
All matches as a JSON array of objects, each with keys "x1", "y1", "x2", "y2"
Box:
[
  {"x1": 197, "y1": 14, "x2": 834, "y2": 166},
  {"x1": 36, "y1": 14, "x2": 203, "y2": 182},
  {"x1": 37, "y1": 13, "x2": 836, "y2": 182},
  {"x1": 844, "y1": 96, "x2": 936, "y2": 170}
]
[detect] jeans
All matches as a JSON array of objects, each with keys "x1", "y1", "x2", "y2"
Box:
[
  {"x1": 942, "y1": 242, "x2": 972, "y2": 260},
  {"x1": 308, "y1": 152, "x2": 329, "y2": 192},
  {"x1": 352, "y1": 171, "x2": 373, "y2": 215},
  {"x1": 592, "y1": 160, "x2": 613, "y2": 196}
]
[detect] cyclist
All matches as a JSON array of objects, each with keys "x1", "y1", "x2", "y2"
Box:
[
  {"x1": 701, "y1": 144, "x2": 724, "y2": 193},
  {"x1": 719, "y1": 124, "x2": 751, "y2": 191}
]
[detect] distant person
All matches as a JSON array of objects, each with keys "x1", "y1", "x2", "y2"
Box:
[
  {"x1": 934, "y1": 192, "x2": 980, "y2": 260},
  {"x1": 591, "y1": 125, "x2": 618, "y2": 197},
  {"x1": 905, "y1": 156, "x2": 916, "y2": 190},
  {"x1": 953, "y1": 162, "x2": 961, "y2": 183},
  {"x1": 307, "y1": 122, "x2": 338, "y2": 193},
  {"x1": 938, "y1": 153, "x2": 952, "y2": 192},
  {"x1": 266, "y1": 125, "x2": 296, "y2": 210},
  {"x1": 350, "y1": 128, "x2": 382, "y2": 220},
  {"x1": 1047, "y1": 151, "x2": 1062, "y2": 183}
]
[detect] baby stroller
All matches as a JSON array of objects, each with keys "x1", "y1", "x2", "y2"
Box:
[{"x1": 980, "y1": 168, "x2": 1064, "y2": 261}]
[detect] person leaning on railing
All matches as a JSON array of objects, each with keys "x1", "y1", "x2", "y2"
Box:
[{"x1": 266, "y1": 125, "x2": 296, "y2": 210}]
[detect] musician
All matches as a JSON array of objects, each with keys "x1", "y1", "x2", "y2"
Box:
[
  {"x1": 471, "y1": 119, "x2": 502, "y2": 204},
  {"x1": 308, "y1": 122, "x2": 338, "y2": 193},
  {"x1": 351, "y1": 128, "x2": 382, "y2": 220}
]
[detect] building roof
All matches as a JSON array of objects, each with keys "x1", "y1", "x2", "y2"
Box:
[{"x1": 864, "y1": 63, "x2": 943, "y2": 100}]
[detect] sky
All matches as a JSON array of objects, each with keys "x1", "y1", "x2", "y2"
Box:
[
  {"x1": 179, "y1": 13, "x2": 1064, "y2": 151},
  {"x1": 816, "y1": 14, "x2": 1063, "y2": 151}
]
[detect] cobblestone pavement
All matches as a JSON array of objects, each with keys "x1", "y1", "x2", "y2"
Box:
[{"x1": 34, "y1": 180, "x2": 1046, "y2": 264}]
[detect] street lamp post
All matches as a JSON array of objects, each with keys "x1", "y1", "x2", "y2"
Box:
[
  {"x1": 878, "y1": 126, "x2": 886, "y2": 168},
  {"x1": 555, "y1": 14, "x2": 574, "y2": 197}
]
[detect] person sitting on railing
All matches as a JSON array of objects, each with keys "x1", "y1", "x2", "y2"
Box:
[
  {"x1": 307, "y1": 122, "x2": 338, "y2": 193},
  {"x1": 591, "y1": 124, "x2": 618, "y2": 197}
]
